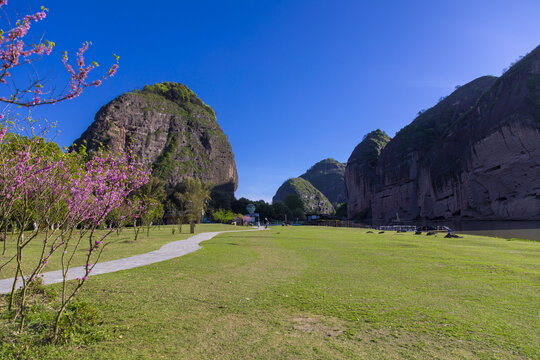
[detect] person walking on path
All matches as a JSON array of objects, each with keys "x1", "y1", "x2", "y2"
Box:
[{"x1": 264, "y1": 218, "x2": 269, "y2": 229}]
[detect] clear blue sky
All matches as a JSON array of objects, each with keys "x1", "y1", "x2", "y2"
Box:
[{"x1": 23, "y1": 0, "x2": 540, "y2": 202}]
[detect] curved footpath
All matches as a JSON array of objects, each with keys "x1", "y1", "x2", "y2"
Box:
[{"x1": 0, "y1": 227, "x2": 265, "y2": 294}]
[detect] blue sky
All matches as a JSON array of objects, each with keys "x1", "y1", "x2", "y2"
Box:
[{"x1": 19, "y1": 0, "x2": 540, "y2": 202}]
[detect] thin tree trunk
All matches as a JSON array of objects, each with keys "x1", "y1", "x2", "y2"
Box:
[
  {"x1": 8, "y1": 265, "x2": 19, "y2": 311},
  {"x1": 133, "y1": 220, "x2": 140, "y2": 241},
  {"x1": 8, "y1": 228, "x2": 25, "y2": 311},
  {"x1": 2, "y1": 220, "x2": 7, "y2": 255}
]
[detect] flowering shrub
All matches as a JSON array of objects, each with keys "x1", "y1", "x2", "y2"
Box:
[
  {"x1": 0, "y1": 1, "x2": 118, "y2": 109},
  {"x1": 0, "y1": 1, "x2": 147, "y2": 342},
  {"x1": 0, "y1": 136, "x2": 150, "y2": 337}
]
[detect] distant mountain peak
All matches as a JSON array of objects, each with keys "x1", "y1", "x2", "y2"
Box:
[{"x1": 272, "y1": 177, "x2": 334, "y2": 214}]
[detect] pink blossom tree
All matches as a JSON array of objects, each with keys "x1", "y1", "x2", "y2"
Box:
[
  {"x1": 0, "y1": 1, "x2": 150, "y2": 341},
  {"x1": 52, "y1": 147, "x2": 149, "y2": 338},
  {"x1": 0, "y1": 1, "x2": 118, "y2": 111}
]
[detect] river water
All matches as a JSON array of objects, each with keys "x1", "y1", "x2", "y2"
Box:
[
  {"x1": 367, "y1": 220, "x2": 540, "y2": 241},
  {"x1": 446, "y1": 221, "x2": 540, "y2": 241}
]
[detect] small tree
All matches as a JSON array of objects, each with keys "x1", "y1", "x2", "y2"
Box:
[
  {"x1": 171, "y1": 193, "x2": 186, "y2": 233},
  {"x1": 137, "y1": 177, "x2": 165, "y2": 235},
  {"x1": 335, "y1": 203, "x2": 347, "y2": 219},
  {"x1": 128, "y1": 196, "x2": 145, "y2": 241},
  {"x1": 231, "y1": 197, "x2": 252, "y2": 214},
  {"x1": 141, "y1": 197, "x2": 164, "y2": 237},
  {"x1": 0, "y1": 143, "x2": 149, "y2": 337},
  {"x1": 136, "y1": 176, "x2": 166, "y2": 203},
  {"x1": 284, "y1": 194, "x2": 304, "y2": 212},
  {"x1": 180, "y1": 178, "x2": 211, "y2": 233},
  {"x1": 271, "y1": 202, "x2": 293, "y2": 222},
  {"x1": 106, "y1": 200, "x2": 132, "y2": 236},
  {"x1": 128, "y1": 177, "x2": 166, "y2": 240},
  {"x1": 0, "y1": 1, "x2": 136, "y2": 344}
]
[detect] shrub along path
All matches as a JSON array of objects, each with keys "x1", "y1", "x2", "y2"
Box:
[{"x1": 0, "y1": 227, "x2": 264, "y2": 294}]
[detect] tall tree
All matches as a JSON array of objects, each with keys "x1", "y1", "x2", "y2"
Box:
[
  {"x1": 181, "y1": 178, "x2": 211, "y2": 233},
  {"x1": 131, "y1": 176, "x2": 166, "y2": 237}
]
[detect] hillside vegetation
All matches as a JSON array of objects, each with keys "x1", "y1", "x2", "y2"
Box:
[{"x1": 273, "y1": 177, "x2": 334, "y2": 214}]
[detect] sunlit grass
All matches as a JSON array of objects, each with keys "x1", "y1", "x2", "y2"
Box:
[
  {"x1": 0, "y1": 224, "x2": 249, "y2": 279},
  {"x1": 10, "y1": 226, "x2": 535, "y2": 359}
]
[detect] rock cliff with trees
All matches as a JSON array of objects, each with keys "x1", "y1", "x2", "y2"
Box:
[
  {"x1": 299, "y1": 158, "x2": 346, "y2": 207},
  {"x1": 271, "y1": 158, "x2": 347, "y2": 217},
  {"x1": 346, "y1": 45, "x2": 540, "y2": 222},
  {"x1": 272, "y1": 177, "x2": 334, "y2": 215},
  {"x1": 72, "y1": 82, "x2": 238, "y2": 198}
]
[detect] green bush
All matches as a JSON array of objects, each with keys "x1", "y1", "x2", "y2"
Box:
[
  {"x1": 212, "y1": 209, "x2": 241, "y2": 223},
  {"x1": 0, "y1": 281, "x2": 109, "y2": 358}
]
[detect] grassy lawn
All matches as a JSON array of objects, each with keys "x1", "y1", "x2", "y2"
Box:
[
  {"x1": 3, "y1": 226, "x2": 540, "y2": 359},
  {"x1": 0, "y1": 224, "x2": 248, "y2": 280}
]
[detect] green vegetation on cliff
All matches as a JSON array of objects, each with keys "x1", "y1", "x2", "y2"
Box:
[
  {"x1": 345, "y1": 129, "x2": 391, "y2": 220},
  {"x1": 137, "y1": 83, "x2": 232, "y2": 184},
  {"x1": 390, "y1": 76, "x2": 497, "y2": 157},
  {"x1": 273, "y1": 177, "x2": 334, "y2": 214},
  {"x1": 72, "y1": 81, "x2": 238, "y2": 195},
  {"x1": 140, "y1": 82, "x2": 216, "y2": 118},
  {"x1": 300, "y1": 158, "x2": 346, "y2": 207},
  {"x1": 347, "y1": 129, "x2": 391, "y2": 171},
  {"x1": 346, "y1": 45, "x2": 540, "y2": 222},
  {"x1": 152, "y1": 133, "x2": 179, "y2": 180}
]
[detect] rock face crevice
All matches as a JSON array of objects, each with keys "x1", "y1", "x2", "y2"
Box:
[
  {"x1": 346, "y1": 45, "x2": 540, "y2": 221},
  {"x1": 72, "y1": 82, "x2": 238, "y2": 194}
]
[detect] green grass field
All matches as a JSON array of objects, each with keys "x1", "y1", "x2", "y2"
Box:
[
  {"x1": 0, "y1": 224, "x2": 247, "y2": 279},
  {"x1": 2, "y1": 226, "x2": 539, "y2": 359}
]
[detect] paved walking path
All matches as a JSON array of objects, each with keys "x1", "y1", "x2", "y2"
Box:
[{"x1": 0, "y1": 227, "x2": 264, "y2": 294}]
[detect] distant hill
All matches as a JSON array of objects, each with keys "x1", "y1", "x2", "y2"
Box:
[
  {"x1": 346, "y1": 44, "x2": 540, "y2": 221},
  {"x1": 299, "y1": 158, "x2": 346, "y2": 207},
  {"x1": 72, "y1": 82, "x2": 238, "y2": 195},
  {"x1": 272, "y1": 177, "x2": 334, "y2": 214}
]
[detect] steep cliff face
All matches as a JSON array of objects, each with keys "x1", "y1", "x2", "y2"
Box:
[
  {"x1": 300, "y1": 158, "x2": 346, "y2": 207},
  {"x1": 345, "y1": 130, "x2": 391, "y2": 219},
  {"x1": 346, "y1": 45, "x2": 540, "y2": 221},
  {"x1": 72, "y1": 82, "x2": 238, "y2": 194},
  {"x1": 272, "y1": 177, "x2": 334, "y2": 214},
  {"x1": 371, "y1": 75, "x2": 498, "y2": 221}
]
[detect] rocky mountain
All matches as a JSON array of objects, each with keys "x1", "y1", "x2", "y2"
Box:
[
  {"x1": 346, "y1": 45, "x2": 540, "y2": 221},
  {"x1": 272, "y1": 177, "x2": 334, "y2": 214},
  {"x1": 72, "y1": 82, "x2": 238, "y2": 194},
  {"x1": 345, "y1": 130, "x2": 391, "y2": 219},
  {"x1": 299, "y1": 158, "x2": 346, "y2": 207}
]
